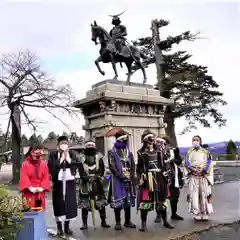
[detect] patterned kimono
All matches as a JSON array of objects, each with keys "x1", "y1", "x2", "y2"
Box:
[
  {"x1": 107, "y1": 147, "x2": 136, "y2": 209},
  {"x1": 185, "y1": 147, "x2": 213, "y2": 217}
]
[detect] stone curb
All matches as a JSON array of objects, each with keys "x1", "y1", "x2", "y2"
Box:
[{"x1": 168, "y1": 220, "x2": 240, "y2": 240}]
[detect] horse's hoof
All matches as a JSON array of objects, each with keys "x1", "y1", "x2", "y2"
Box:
[
  {"x1": 143, "y1": 79, "x2": 147, "y2": 84},
  {"x1": 113, "y1": 76, "x2": 118, "y2": 80},
  {"x1": 101, "y1": 71, "x2": 105, "y2": 76}
]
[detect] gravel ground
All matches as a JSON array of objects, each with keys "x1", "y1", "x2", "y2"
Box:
[{"x1": 1, "y1": 164, "x2": 240, "y2": 240}]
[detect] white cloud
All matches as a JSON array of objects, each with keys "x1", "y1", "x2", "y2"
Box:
[{"x1": 0, "y1": 1, "x2": 239, "y2": 145}]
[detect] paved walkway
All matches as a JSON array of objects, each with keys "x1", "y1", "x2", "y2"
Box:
[
  {"x1": 2, "y1": 164, "x2": 240, "y2": 239},
  {"x1": 45, "y1": 181, "x2": 240, "y2": 240}
]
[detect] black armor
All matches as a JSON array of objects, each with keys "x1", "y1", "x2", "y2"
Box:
[
  {"x1": 136, "y1": 130, "x2": 174, "y2": 231},
  {"x1": 109, "y1": 16, "x2": 127, "y2": 54}
]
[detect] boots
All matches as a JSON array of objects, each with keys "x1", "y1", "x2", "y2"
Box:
[
  {"x1": 154, "y1": 210, "x2": 162, "y2": 223},
  {"x1": 124, "y1": 207, "x2": 136, "y2": 228},
  {"x1": 161, "y1": 209, "x2": 174, "y2": 229},
  {"x1": 139, "y1": 210, "x2": 147, "y2": 232},
  {"x1": 56, "y1": 221, "x2": 64, "y2": 236},
  {"x1": 80, "y1": 209, "x2": 88, "y2": 230},
  {"x1": 170, "y1": 196, "x2": 184, "y2": 220},
  {"x1": 99, "y1": 207, "x2": 111, "y2": 228},
  {"x1": 64, "y1": 221, "x2": 73, "y2": 235},
  {"x1": 114, "y1": 208, "x2": 122, "y2": 230}
]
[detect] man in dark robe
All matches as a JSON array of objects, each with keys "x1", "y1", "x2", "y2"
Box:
[
  {"x1": 78, "y1": 140, "x2": 110, "y2": 230},
  {"x1": 48, "y1": 136, "x2": 78, "y2": 236},
  {"x1": 136, "y1": 130, "x2": 174, "y2": 232},
  {"x1": 107, "y1": 129, "x2": 136, "y2": 230},
  {"x1": 155, "y1": 136, "x2": 184, "y2": 222}
]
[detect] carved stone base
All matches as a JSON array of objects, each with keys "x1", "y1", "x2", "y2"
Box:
[{"x1": 74, "y1": 79, "x2": 173, "y2": 159}]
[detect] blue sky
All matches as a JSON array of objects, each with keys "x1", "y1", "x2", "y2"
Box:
[
  {"x1": 0, "y1": 0, "x2": 239, "y2": 146},
  {"x1": 43, "y1": 52, "x2": 93, "y2": 73}
]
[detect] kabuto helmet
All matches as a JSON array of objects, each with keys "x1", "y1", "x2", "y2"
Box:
[{"x1": 141, "y1": 129, "x2": 155, "y2": 143}]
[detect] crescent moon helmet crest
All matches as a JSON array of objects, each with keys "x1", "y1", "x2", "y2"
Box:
[{"x1": 108, "y1": 10, "x2": 126, "y2": 18}]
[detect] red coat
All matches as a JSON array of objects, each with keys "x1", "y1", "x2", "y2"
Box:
[{"x1": 19, "y1": 156, "x2": 50, "y2": 210}]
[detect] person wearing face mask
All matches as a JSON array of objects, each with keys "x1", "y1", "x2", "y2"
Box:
[
  {"x1": 48, "y1": 136, "x2": 79, "y2": 236},
  {"x1": 78, "y1": 140, "x2": 110, "y2": 230},
  {"x1": 107, "y1": 128, "x2": 136, "y2": 230},
  {"x1": 155, "y1": 136, "x2": 184, "y2": 223},
  {"x1": 136, "y1": 130, "x2": 174, "y2": 232},
  {"x1": 19, "y1": 146, "x2": 50, "y2": 211},
  {"x1": 185, "y1": 135, "x2": 213, "y2": 221}
]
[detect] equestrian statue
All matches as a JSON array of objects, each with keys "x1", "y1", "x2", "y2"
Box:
[{"x1": 91, "y1": 11, "x2": 148, "y2": 83}]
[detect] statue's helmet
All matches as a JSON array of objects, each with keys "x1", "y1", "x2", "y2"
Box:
[
  {"x1": 112, "y1": 16, "x2": 121, "y2": 25},
  {"x1": 109, "y1": 11, "x2": 125, "y2": 25}
]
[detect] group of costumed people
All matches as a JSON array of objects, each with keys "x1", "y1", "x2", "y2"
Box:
[{"x1": 19, "y1": 129, "x2": 213, "y2": 236}]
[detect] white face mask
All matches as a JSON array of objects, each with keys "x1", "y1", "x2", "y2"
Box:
[
  {"x1": 192, "y1": 141, "x2": 200, "y2": 148},
  {"x1": 59, "y1": 143, "x2": 68, "y2": 151}
]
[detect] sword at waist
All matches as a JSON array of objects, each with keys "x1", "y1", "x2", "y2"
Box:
[
  {"x1": 62, "y1": 161, "x2": 67, "y2": 202},
  {"x1": 148, "y1": 168, "x2": 161, "y2": 172}
]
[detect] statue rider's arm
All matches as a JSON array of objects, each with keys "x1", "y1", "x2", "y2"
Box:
[
  {"x1": 109, "y1": 29, "x2": 113, "y2": 37},
  {"x1": 120, "y1": 25, "x2": 127, "y2": 37}
]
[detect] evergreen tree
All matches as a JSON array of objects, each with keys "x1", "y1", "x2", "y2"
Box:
[
  {"x1": 37, "y1": 135, "x2": 44, "y2": 143},
  {"x1": 46, "y1": 131, "x2": 58, "y2": 141},
  {"x1": 21, "y1": 134, "x2": 29, "y2": 145},
  {"x1": 133, "y1": 19, "x2": 227, "y2": 146},
  {"x1": 62, "y1": 131, "x2": 69, "y2": 137},
  {"x1": 29, "y1": 133, "x2": 40, "y2": 147},
  {"x1": 226, "y1": 139, "x2": 237, "y2": 160}
]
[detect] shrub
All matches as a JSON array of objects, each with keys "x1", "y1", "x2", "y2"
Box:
[
  {"x1": 0, "y1": 185, "x2": 31, "y2": 240},
  {"x1": 226, "y1": 140, "x2": 237, "y2": 160}
]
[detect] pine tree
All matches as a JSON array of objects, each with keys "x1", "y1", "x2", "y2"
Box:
[{"x1": 133, "y1": 19, "x2": 227, "y2": 146}]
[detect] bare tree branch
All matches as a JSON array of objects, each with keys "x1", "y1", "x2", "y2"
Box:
[{"x1": 0, "y1": 50, "x2": 79, "y2": 131}]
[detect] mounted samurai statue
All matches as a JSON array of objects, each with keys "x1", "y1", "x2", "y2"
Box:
[{"x1": 91, "y1": 11, "x2": 148, "y2": 83}]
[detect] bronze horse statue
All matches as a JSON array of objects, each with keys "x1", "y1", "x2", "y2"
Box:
[{"x1": 91, "y1": 21, "x2": 148, "y2": 83}]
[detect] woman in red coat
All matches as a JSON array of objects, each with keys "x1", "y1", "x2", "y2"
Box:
[{"x1": 19, "y1": 146, "x2": 50, "y2": 211}]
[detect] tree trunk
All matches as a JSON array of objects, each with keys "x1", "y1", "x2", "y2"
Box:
[
  {"x1": 151, "y1": 19, "x2": 177, "y2": 146},
  {"x1": 164, "y1": 112, "x2": 178, "y2": 147},
  {"x1": 151, "y1": 19, "x2": 165, "y2": 94},
  {"x1": 11, "y1": 103, "x2": 21, "y2": 184}
]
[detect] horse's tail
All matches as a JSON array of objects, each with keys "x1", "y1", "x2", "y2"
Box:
[{"x1": 140, "y1": 52, "x2": 148, "y2": 59}]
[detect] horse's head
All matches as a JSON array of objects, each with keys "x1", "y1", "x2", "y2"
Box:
[
  {"x1": 91, "y1": 20, "x2": 99, "y2": 44},
  {"x1": 91, "y1": 20, "x2": 110, "y2": 44}
]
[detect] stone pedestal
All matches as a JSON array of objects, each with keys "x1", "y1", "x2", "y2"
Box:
[{"x1": 74, "y1": 79, "x2": 173, "y2": 159}]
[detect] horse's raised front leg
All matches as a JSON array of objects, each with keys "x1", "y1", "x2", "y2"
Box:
[
  {"x1": 109, "y1": 54, "x2": 118, "y2": 79},
  {"x1": 94, "y1": 56, "x2": 105, "y2": 76}
]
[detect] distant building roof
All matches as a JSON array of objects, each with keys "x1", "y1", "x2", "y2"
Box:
[
  {"x1": 69, "y1": 144, "x2": 85, "y2": 150},
  {"x1": 22, "y1": 141, "x2": 57, "y2": 151},
  {"x1": 42, "y1": 141, "x2": 57, "y2": 150}
]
